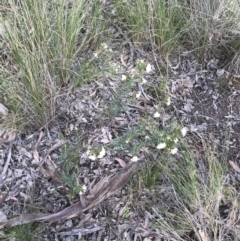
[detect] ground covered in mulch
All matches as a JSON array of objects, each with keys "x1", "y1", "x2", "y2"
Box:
[{"x1": 1, "y1": 3, "x2": 240, "y2": 241}]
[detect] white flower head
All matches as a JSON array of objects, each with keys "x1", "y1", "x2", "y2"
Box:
[
  {"x1": 122, "y1": 75, "x2": 127, "y2": 81},
  {"x1": 157, "y1": 143, "x2": 166, "y2": 149},
  {"x1": 93, "y1": 52, "x2": 98, "y2": 58},
  {"x1": 153, "y1": 111, "x2": 161, "y2": 118},
  {"x1": 181, "y1": 127, "x2": 188, "y2": 137},
  {"x1": 145, "y1": 135, "x2": 150, "y2": 140},
  {"x1": 97, "y1": 147, "x2": 106, "y2": 159},
  {"x1": 141, "y1": 77, "x2": 147, "y2": 84},
  {"x1": 79, "y1": 185, "x2": 87, "y2": 195},
  {"x1": 174, "y1": 138, "x2": 179, "y2": 143},
  {"x1": 126, "y1": 139, "x2": 130, "y2": 144},
  {"x1": 131, "y1": 156, "x2": 139, "y2": 162},
  {"x1": 87, "y1": 149, "x2": 97, "y2": 160},
  {"x1": 146, "y1": 63, "x2": 152, "y2": 73},
  {"x1": 89, "y1": 154, "x2": 97, "y2": 161},
  {"x1": 166, "y1": 97, "x2": 171, "y2": 106},
  {"x1": 130, "y1": 68, "x2": 136, "y2": 74},
  {"x1": 136, "y1": 91, "x2": 141, "y2": 99},
  {"x1": 101, "y1": 43, "x2": 108, "y2": 49},
  {"x1": 170, "y1": 147, "x2": 178, "y2": 155}
]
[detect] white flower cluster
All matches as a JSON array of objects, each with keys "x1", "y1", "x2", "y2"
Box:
[
  {"x1": 181, "y1": 127, "x2": 188, "y2": 137},
  {"x1": 153, "y1": 111, "x2": 161, "y2": 118},
  {"x1": 131, "y1": 156, "x2": 139, "y2": 162},
  {"x1": 86, "y1": 147, "x2": 106, "y2": 161},
  {"x1": 146, "y1": 63, "x2": 152, "y2": 73},
  {"x1": 166, "y1": 97, "x2": 171, "y2": 106},
  {"x1": 136, "y1": 91, "x2": 141, "y2": 99},
  {"x1": 79, "y1": 185, "x2": 87, "y2": 195},
  {"x1": 155, "y1": 127, "x2": 188, "y2": 155},
  {"x1": 157, "y1": 143, "x2": 166, "y2": 149},
  {"x1": 156, "y1": 142, "x2": 177, "y2": 154},
  {"x1": 122, "y1": 75, "x2": 127, "y2": 81}
]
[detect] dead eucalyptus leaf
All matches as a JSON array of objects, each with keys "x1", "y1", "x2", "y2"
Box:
[
  {"x1": 114, "y1": 157, "x2": 126, "y2": 167},
  {"x1": 3, "y1": 129, "x2": 16, "y2": 143},
  {"x1": 32, "y1": 149, "x2": 39, "y2": 162},
  {"x1": 32, "y1": 131, "x2": 44, "y2": 164},
  {"x1": 35, "y1": 131, "x2": 44, "y2": 148},
  {"x1": 16, "y1": 145, "x2": 32, "y2": 159},
  {"x1": 229, "y1": 160, "x2": 240, "y2": 173},
  {"x1": 44, "y1": 156, "x2": 61, "y2": 182}
]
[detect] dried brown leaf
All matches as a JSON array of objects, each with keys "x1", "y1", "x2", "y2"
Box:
[
  {"x1": 3, "y1": 129, "x2": 16, "y2": 143},
  {"x1": 32, "y1": 131, "x2": 44, "y2": 164},
  {"x1": 114, "y1": 157, "x2": 126, "y2": 167},
  {"x1": 33, "y1": 137, "x2": 65, "y2": 181},
  {"x1": 16, "y1": 145, "x2": 32, "y2": 159},
  {"x1": 229, "y1": 160, "x2": 240, "y2": 173},
  {"x1": 32, "y1": 149, "x2": 40, "y2": 164},
  {"x1": 35, "y1": 131, "x2": 44, "y2": 148},
  {"x1": 44, "y1": 156, "x2": 61, "y2": 182}
]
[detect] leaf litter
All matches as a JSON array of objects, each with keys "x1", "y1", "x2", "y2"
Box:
[{"x1": 1, "y1": 3, "x2": 240, "y2": 241}]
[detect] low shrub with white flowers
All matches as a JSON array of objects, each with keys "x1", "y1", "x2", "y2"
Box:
[
  {"x1": 102, "y1": 59, "x2": 189, "y2": 162},
  {"x1": 109, "y1": 113, "x2": 189, "y2": 161}
]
